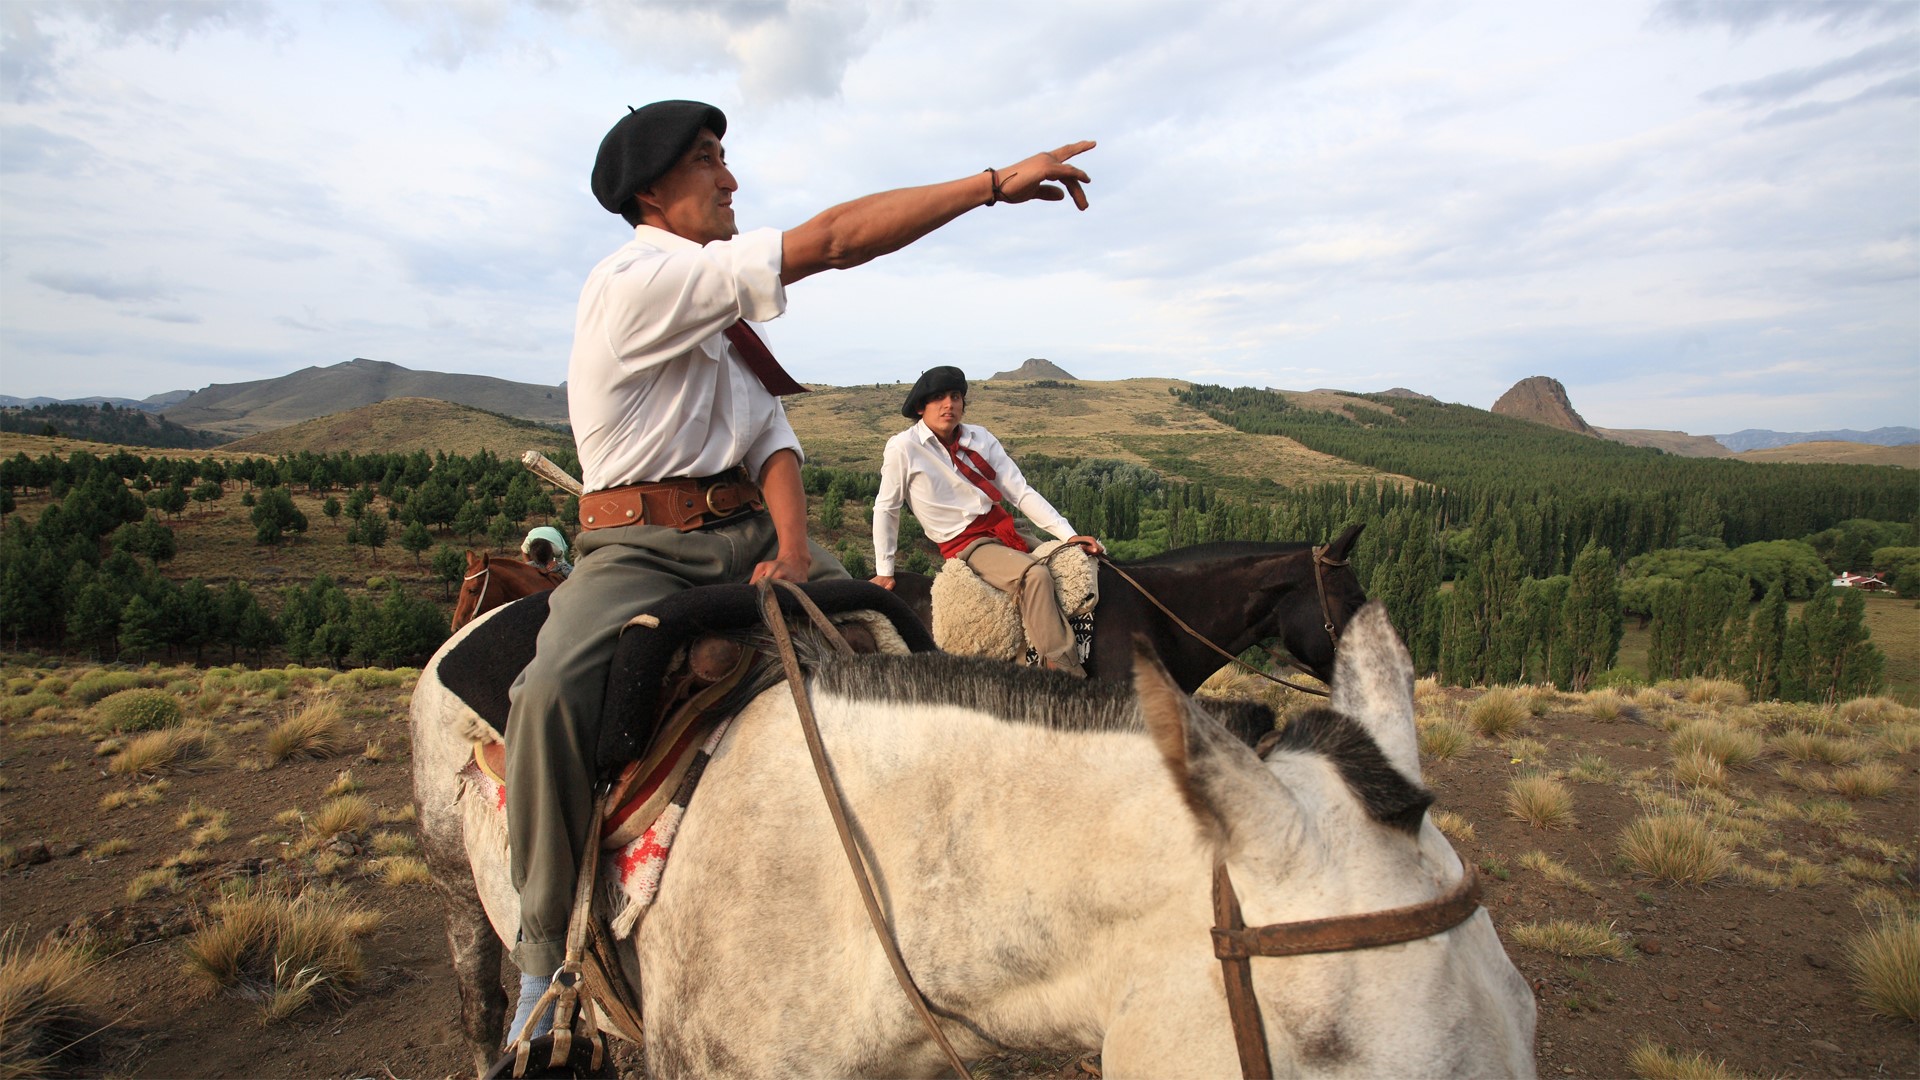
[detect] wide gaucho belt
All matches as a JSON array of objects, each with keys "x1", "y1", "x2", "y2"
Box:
[{"x1": 579, "y1": 468, "x2": 764, "y2": 532}]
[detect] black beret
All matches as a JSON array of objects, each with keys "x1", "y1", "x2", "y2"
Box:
[
  {"x1": 590, "y1": 100, "x2": 728, "y2": 215},
  {"x1": 903, "y1": 366, "x2": 969, "y2": 419}
]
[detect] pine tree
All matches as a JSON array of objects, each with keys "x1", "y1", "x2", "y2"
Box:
[
  {"x1": 1778, "y1": 617, "x2": 1812, "y2": 703},
  {"x1": 1563, "y1": 541, "x2": 1622, "y2": 691},
  {"x1": 1743, "y1": 582, "x2": 1788, "y2": 700}
]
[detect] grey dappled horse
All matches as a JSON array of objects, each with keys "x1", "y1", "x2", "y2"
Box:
[{"x1": 410, "y1": 602, "x2": 1536, "y2": 1077}]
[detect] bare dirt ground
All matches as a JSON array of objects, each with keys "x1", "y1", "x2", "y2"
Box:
[{"x1": 1, "y1": 661, "x2": 1914, "y2": 1079}]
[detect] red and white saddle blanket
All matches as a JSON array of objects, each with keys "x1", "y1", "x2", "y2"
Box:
[{"x1": 460, "y1": 714, "x2": 735, "y2": 938}]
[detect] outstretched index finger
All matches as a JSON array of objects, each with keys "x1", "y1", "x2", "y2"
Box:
[{"x1": 1052, "y1": 140, "x2": 1097, "y2": 161}]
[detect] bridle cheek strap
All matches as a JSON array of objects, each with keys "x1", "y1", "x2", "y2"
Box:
[{"x1": 1210, "y1": 864, "x2": 1483, "y2": 1080}]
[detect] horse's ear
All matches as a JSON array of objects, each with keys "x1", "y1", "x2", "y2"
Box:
[
  {"x1": 1132, "y1": 635, "x2": 1227, "y2": 844},
  {"x1": 1325, "y1": 522, "x2": 1363, "y2": 562},
  {"x1": 1328, "y1": 603, "x2": 1422, "y2": 783}
]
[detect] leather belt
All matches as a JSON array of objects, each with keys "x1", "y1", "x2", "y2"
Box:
[{"x1": 578, "y1": 468, "x2": 764, "y2": 532}]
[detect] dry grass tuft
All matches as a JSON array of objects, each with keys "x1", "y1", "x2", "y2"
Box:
[
  {"x1": 1729, "y1": 863, "x2": 1788, "y2": 889},
  {"x1": 180, "y1": 887, "x2": 383, "y2": 1022},
  {"x1": 1876, "y1": 722, "x2": 1920, "y2": 754},
  {"x1": 86, "y1": 838, "x2": 133, "y2": 860},
  {"x1": 265, "y1": 699, "x2": 351, "y2": 765},
  {"x1": 126, "y1": 868, "x2": 181, "y2": 901},
  {"x1": 378, "y1": 804, "x2": 416, "y2": 825},
  {"x1": 1773, "y1": 731, "x2": 1869, "y2": 766},
  {"x1": 1845, "y1": 914, "x2": 1920, "y2": 1022},
  {"x1": 1626, "y1": 1041, "x2": 1745, "y2": 1080},
  {"x1": 307, "y1": 795, "x2": 375, "y2": 839},
  {"x1": 1798, "y1": 798, "x2": 1858, "y2": 827},
  {"x1": 1671, "y1": 748, "x2": 1727, "y2": 790},
  {"x1": 1430, "y1": 810, "x2": 1476, "y2": 843},
  {"x1": 1838, "y1": 857, "x2": 1895, "y2": 883},
  {"x1": 1682, "y1": 678, "x2": 1748, "y2": 707},
  {"x1": 1467, "y1": 690, "x2": 1527, "y2": 737},
  {"x1": 370, "y1": 831, "x2": 416, "y2": 857},
  {"x1": 368, "y1": 856, "x2": 432, "y2": 887},
  {"x1": 1518, "y1": 850, "x2": 1597, "y2": 894},
  {"x1": 1787, "y1": 860, "x2": 1827, "y2": 888},
  {"x1": 1566, "y1": 753, "x2": 1620, "y2": 784},
  {"x1": 1617, "y1": 813, "x2": 1733, "y2": 885},
  {"x1": 1517, "y1": 685, "x2": 1561, "y2": 717},
  {"x1": 107, "y1": 727, "x2": 226, "y2": 776},
  {"x1": 1506, "y1": 775, "x2": 1575, "y2": 829},
  {"x1": 1507, "y1": 919, "x2": 1626, "y2": 959},
  {"x1": 1670, "y1": 721, "x2": 1763, "y2": 768},
  {"x1": 1417, "y1": 718, "x2": 1471, "y2": 761},
  {"x1": 0, "y1": 931, "x2": 101, "y2": 1080},
  {"x1": 360, "y1": 738, "x2": 386, "y2": 763},
  {"x1": 323, "y1": 770, "x2": 360, "y2": 798},
  {"x1": 1830, "y1": 761, "x2": 1899, "y2": 799},
  {"x1": 1501, "y1": 737, "x2": 1549, "y2": 765},
  {"x1": 1837, "y1": 696, "x2": 1920, "y2": 728},
  {"x1": 1580, "y1": 688, "x2": 1640, "y2": 723}
]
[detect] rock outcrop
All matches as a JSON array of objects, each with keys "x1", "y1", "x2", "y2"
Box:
[
  {"x1": 1492, "y1": 376, "x2": 1592, "y2": 434},
  {"x1": 988, "y1": 358, "x2": 1077, "y2": 381}
]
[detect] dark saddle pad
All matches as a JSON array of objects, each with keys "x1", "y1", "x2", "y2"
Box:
[{"x1": 433, "y1": 579, "x2": 937, "y2": 769}]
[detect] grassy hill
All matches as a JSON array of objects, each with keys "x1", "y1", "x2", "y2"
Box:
[
  {"x1": 221, "y1": 398, "x2": 571, "y2": 458},
  {"x1": 1735, "y1": 441, "x2": 1917, "y2": 468},
  {"x1": 786, "y1": 378, "x2": 1409, "y2": 491},
  {"x1": 163, "y1": 358, "x2": 568, "y2": 436}
]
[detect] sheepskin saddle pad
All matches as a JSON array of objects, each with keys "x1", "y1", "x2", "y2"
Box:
[{"x1": 930, "y1": 540, "x2": 1099, "y2": 664}]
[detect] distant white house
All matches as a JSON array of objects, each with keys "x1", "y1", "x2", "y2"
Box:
[{"x1": 1831, "y1": 572, "x2": 1889, "y2": 590}]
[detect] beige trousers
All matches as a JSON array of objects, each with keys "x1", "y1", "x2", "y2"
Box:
[{"x1": 959, "y1": 538, "x2": 1082, "y2": 673}]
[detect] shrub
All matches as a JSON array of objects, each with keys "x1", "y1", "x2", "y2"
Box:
[
  {"x1": 0, "y1": 692, "x2": 60, "y2": 721},
  {"x1": 0, "y1": 932, "x2": 100, "y2": 1079},
  {"x1": 1617, "y1": 813, "x2": 1732, "y2": 885},
  {"x1": 1506, "y1": 775, "x2": 1575, "y2": 829},
  {"x1": 1845, "y1": 914, "x2": 1920, "y2": 1022},
  {"x1": 91, "y1": 689, "x2": 183, "y2": 733},
  {"x1": 67, "y1": 670, "x2": 145, "y2": 705},
  {"x1": 329, "y1": 667, "x2": 414, "y2": 692},
  {"x1": 1467, "y1": 690, "x2": 1527, "y2": 737}
]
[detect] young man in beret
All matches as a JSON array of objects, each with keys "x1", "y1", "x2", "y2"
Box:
[
  {"x1": 871, "y1": 366, "x2": 1104, "y2": 677},
  {"x1": 503, "y1": 99, "x2": 1097, "y2": 1043}
]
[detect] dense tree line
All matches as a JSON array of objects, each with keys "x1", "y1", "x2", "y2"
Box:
[{"x1": 0, "y1": 403, "x2": 228, "y2": 450}]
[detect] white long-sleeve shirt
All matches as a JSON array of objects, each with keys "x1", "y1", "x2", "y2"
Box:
[
  {"x1": 871, "y1": 420, "x2": 1075, "y2": 576},
  {"x1": 568, "y1": 224, "x2": 803, "y2": 493}
]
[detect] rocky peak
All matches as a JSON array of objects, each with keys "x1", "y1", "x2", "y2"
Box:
[
  {"x1": 1492, "y1": 376, "x2": 1593, "y2": 434},
  {"x1": 988, "y1": 358, "x2": 1077, "y2": 381}
]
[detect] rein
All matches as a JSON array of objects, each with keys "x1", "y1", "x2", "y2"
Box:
[
  {"x1": 1097, "y1": 544, "x2": 1350, "y2": 698},
  {"x1": 755, "y1": 580, "x2": 973, "y2": 1078},
  {"x1": 1212, "y1": 863, "x2": 1483, "y2": 1079}
]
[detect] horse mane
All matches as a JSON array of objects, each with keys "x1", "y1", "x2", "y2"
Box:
[
  {"x1": 1122, "y1": 540, "x2": 1311, "y2": 567},
  {"x1": 811, "y1": 652, "x2": 1142, "y2": 733},
  {"x1": 1262, "y1": 708, "x2": 1433, "y2": 834}
]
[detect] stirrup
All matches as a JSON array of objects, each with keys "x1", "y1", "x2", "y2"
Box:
[{"x1": 482, "y1": 1032, "x2": 612, "y2": 1080}]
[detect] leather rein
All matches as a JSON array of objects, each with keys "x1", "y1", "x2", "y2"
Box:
[{"x1": 1098, "y1": 543, "x2": 1350, "y2": 698}]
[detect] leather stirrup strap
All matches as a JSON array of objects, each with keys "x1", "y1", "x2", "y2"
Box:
[{"x1": 758, "y1": 580, "x2": 970, "y2": 1077}]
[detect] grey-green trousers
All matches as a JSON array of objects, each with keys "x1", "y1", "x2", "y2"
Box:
[{"x1": 504, "y1": 511, "x2": 847, "y2": 977}]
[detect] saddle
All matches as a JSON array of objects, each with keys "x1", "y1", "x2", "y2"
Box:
[{"x1": 929, "y1": 540, "x2": 1099, "y2": 664}]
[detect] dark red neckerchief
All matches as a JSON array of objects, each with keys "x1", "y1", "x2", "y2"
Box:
[
  {"x1": 934, "y1": 428, "x2": 1030, "y2": 559},
  {"x1": 722, "y1": 321, "x2": 808, "y2": 397}
]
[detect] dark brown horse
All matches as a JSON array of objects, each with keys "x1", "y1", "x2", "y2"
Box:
[
  {"x1": 450, "y1": 552, "x2": 565, "y2": 632},
  {"x1": 889, "y1": 525, "x2": 1366, "y2": 693}
]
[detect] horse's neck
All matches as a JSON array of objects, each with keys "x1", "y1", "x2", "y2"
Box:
[
  {"x1": 816, "y1": 698, "x2": 1219, "y2": 1041},
  {"x1": 1126, "y1": 547, "x2": 1304, "y2": 645}
]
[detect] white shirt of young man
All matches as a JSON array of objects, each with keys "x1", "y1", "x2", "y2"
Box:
[
  {"x1": 568, "y1": 224, "x2": 802, "y2": 494},
  {"x1": 871, "y1": 419, "x2": 1076, "y2": 576}
]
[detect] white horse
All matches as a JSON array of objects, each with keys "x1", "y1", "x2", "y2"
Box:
[{"x1": 410, "y1": 602, "x2": 1536, "y2": 1077}]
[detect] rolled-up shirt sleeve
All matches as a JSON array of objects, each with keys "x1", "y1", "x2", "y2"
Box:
[
  {"x1": 742, "y1": 401, "x2": 803, "y2": 481},
  {"x1": 872, "y1": 439, "x2": 908, "y2": 576},
  {"x1": 595, "y1": 227, "x2": 787, "y2": 372}
]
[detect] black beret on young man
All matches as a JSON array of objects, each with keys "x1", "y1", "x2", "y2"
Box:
[{"x1": 902, "y1": 366, "x2": 969, "y2": 418}]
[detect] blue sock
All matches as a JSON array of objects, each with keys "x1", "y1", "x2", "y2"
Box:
[{"x1": 507, "y1": 972, "x2": 555, "y2": 1044}]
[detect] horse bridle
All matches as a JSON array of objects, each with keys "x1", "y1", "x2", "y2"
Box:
[
  {"x1": 1212, "y1": 859, "x2": 1484, "y2": 1079},
  {"x1": 1099, "y1": 543, "x2": 1351, "y2": 697}
]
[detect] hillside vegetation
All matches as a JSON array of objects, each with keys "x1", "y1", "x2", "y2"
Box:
[
  {"x1": 222, "y1": 398, "x2": 571, "y2": 458},
  {"x1": 1736, "y1": 441, "x2": 1918, "y2": 468}
]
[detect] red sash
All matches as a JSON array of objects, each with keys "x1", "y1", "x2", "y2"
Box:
[{"x1": 935, "y1": 435, "x2": 1030, "y2": 559}]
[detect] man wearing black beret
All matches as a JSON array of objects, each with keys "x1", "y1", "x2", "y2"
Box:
[
  {"x1": 872, "y1": 366, "x2": 1104, "y2": 677},
  {"x1": 502, "y1": 98, "x2": 1097, "y2": 1043}
]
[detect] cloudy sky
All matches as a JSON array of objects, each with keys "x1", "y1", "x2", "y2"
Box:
[{"x1": 2, "y1": 0, "x2": 1915, "y2": 434}]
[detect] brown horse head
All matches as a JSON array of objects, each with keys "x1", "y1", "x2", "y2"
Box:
[{"x1": 451, "y1": 552, "x2": 565, "y2": 632}]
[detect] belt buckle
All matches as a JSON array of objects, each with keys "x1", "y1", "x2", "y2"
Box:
[{"x1": 704, "y1": 481, "x2": 735, "y2": 520}]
